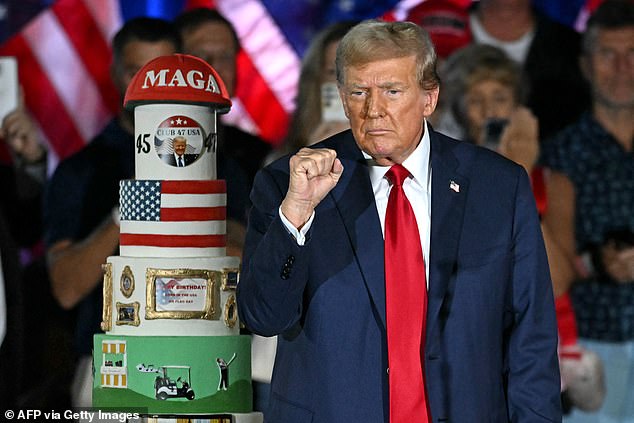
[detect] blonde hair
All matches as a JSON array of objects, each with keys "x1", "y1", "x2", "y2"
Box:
[{"x1": 336, "y1": 20, "x2": 440, "y2": 90}]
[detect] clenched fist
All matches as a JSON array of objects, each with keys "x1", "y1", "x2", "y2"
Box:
[{"x1": 280, "y1": 148, "x2": 344, "y2": 229}]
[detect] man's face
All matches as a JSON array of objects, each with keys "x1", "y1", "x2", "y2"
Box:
[
  {"x1": 173, "y1": 139, "x2": 187, "y2": 156},
  {"x1": 112, "y1": 40, "x2": 177, "y2": 98},
  {"x1": 584, "y1": 26, "x2": 634, "y2": 109},
  {"x1": 182, "y1": 21, "x2": 237, "y2": 97},
  {"x1": 339, "y1": 55, "x2": 438, "y2": 166}
]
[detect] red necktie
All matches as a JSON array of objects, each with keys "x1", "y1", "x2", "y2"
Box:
[{"x1": 384, "y1": 164, "x2": 430, "y2": 422}]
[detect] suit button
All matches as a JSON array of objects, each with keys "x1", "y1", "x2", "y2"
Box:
[
  {"x1": 386, "y1": 367, "x2": 389, "y2": 374},
  {"x1": 281, "y1": 266, "x2": 291, "y2": 279}
]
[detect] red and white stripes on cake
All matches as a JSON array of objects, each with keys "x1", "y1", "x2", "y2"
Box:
[{"x1": 119, "y1": 179, "x2": 226, "y2": 257}]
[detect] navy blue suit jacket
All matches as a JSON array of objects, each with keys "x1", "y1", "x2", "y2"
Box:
[{"x1": 238, "y1": 128, "x2": 562, "y2": 422}]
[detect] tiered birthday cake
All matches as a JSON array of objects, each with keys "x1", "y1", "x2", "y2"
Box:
[{"x1": 92, "y1": 54, "x2": 261, "y2": 423}]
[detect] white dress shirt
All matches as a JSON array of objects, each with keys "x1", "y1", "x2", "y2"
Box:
[{"x1": 280, "y1": 120, "x2": 433, "y2": 283}]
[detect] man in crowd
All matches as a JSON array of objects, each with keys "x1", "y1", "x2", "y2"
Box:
[{"x1": 540, "y1": 0, "x2": 634, "y2": 420}]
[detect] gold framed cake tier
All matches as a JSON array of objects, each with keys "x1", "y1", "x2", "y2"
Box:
[{"x1": 145, "y1": 268, "x2": 220, "y2": 320}]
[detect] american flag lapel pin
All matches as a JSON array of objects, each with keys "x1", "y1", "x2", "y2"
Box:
[{"x1": 450, "y1": 180, "x2": 460, "y2": 193}]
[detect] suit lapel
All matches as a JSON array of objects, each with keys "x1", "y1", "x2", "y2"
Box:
[
  {"x1": 328, "y1": 132, "x2": 387, "y2": 329},
  {"x1": 427, "y1": 130, "x2": 468, "y2": 344}
]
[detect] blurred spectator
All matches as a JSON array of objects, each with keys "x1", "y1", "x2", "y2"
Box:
[
  {"x1": 0, "y1": 99, "x2": 46, "y2": 232},
  {"x1": 441, "y1": 44, "x2": 538, "y2": 173},
  {"x1": 406, "y1": 0, "x2": 472, "y2": 61},
  {"x1": 468, "y1": 0, "x2": 591, "y2": 140},
  {"x1": 44, "y1": 17, "x2": 181, "y2": 407},
  {"x1": 270, "y1": 20, "x2": 358, "y2": 163},
  {"x1": 1, "y1": 98, "x2": 46, "y2": 181},
  {"x1": 0, "y1": 101, "x2": 64, "y2": 409},
  {"x1": 405, "y1": 0, "x2": 473, "y2": 133},
  {"x1": 540, "y1": 0, "x2": 634, "y2": 420},
  {"x1": 174, "y1": 8, "x2": 272, "y2": 186},
  {"x1": 442, "y1": 43, "x2": 604, "y2": 413}
]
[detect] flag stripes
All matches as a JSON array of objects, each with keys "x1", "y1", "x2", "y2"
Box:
[
  {"x1": 120, "y1": 180, "x2": 227, "y2": 221},
  {"x1": 120, "y1": 233, "x2": 226, "y2": 248},
  {"x1": 119, "y1": 179, "x2": 227, "y2": 252},
  {"x1": 23, "y1": 10, "x2": 111, "y2": 143},
  {"x1": 233, "y1": 50, "x2": 290, "y2": 143},
  {"x1": 121, "y1": 220, "x2": 225, "y2": 236},
  {"x1": 0, "y1": 34, "x2": 86, "y2": 158},
  {"x1": 119, "y1": 245, "x2": 226, "y2": 257},
  {"x1": 161, "y1": 207, "x2": 226, "y2": 221},
  {"x1": 161, "y1": 179, "x2": 226, "y2": 194},
  {"x1": 52, "y1": 0, "x2": 120, "y2": 113},
  {"x1": 160, "y1": 194, "x2": 225, "y2": 208},
  {"x1": 216, "y1": 0, "x2": 299, "y2": 143}
]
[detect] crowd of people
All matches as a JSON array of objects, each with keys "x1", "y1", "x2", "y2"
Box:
[{"x1": 0, "y1": 1, "x2": 632, "y2": 422}]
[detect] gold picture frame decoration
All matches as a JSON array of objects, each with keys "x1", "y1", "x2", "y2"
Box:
[
  {"x1": 224, "y1": 294, "x2": 238, "y2": 328},
  {"x1": 116, "y1": 302, "x2": 140, "y2": 326},
  {"x1": 101, "y1": 263, "x2": 113, "y2": 331},
  {"x1": 145, "y1": 268, "x2": 219, "y2": 320},
  {"x1": 221, "y1": 268, "x2": 240, "y2": 291},
  {"x1": 120, "y1": 265, "x2": 135, "y2": 298}
]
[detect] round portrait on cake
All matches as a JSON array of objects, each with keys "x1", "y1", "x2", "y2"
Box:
[{"x1": 154, "y1": 115, "x2": 205, "y2": 167}]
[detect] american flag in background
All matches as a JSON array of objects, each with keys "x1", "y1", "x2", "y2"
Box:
[
  {"x1": 0, "y1": 0, "x2": 605, "y2": 168},
  {"x1": 119, "y1": 179, "x2": 226, "y2": 256}
]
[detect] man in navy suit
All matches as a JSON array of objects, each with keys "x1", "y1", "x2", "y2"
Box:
[{"x1": 237, "y1": 20, "x2": 561, "y2": 422}]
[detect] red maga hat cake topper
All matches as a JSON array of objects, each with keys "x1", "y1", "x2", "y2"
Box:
[{"x1": 124, "y1": 54, "x2": 232, "y2": 113}]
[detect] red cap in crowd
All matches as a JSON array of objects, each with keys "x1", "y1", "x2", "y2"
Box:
[{"x1": 406, "y1": 0, "x2": 472, "y2": 59}]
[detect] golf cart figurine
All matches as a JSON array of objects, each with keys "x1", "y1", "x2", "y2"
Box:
[{"x1": 154, "y1": 365, "x2": 195, "y2": 400}]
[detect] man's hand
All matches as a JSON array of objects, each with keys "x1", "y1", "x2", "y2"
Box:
[{"x1": 280, "y1": 148, "x2": 344, "y2": 229}]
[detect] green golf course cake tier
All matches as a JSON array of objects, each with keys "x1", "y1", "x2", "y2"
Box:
[
  {"x1": 92, "y1": 54, "x2": 262, "y2": 422},
  {"x1": 93, "y1": 334, "x2": 251, "y2": 415}
]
